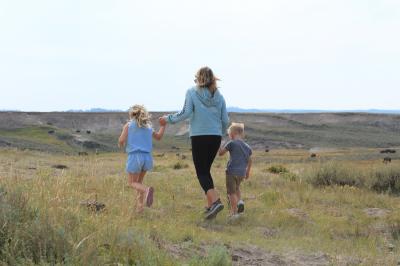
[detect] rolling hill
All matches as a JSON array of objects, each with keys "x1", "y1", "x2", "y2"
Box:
[{"x1": 1, "y1": 111, "x2": 400, "y2": 153}]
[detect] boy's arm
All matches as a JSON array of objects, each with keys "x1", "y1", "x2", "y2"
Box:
[
  {"x1": 245, "y1": 156, "x2": 252, "y2": 179},
  {"x1": 118, "y1": 123, "x2": 129, "y2": 148},
  {"x1": 218, "y1": 140, "x2": 231, "y2": 156},
  {"x1": 219, "y1": 146, "x2": 228, "y2": 156},
  {"x1": 152, "y1": 125, "x2": 166, "y2": 141}
]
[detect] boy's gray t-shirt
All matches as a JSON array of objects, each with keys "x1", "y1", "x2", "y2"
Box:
[{"x1": 224, "y1": 139, "x2": 252, "y2": 177}]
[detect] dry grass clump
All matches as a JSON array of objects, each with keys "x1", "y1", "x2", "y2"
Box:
[
  {"x1": 267, "y1": 165, "x2": 288, "y2": 174},
  {"x1": 0, "y1": 187, "x2": 73, "y2": 264},
  {"x1": 173, "y1": 162, "x2": 189, "y2": 170},
  {"x1": 0, "y1": 186, "x2": 176, "y2": 265},
  {"x1": 307, "y1": 162, "x2": 400, "y2": 195},
  {"x1": 306, "y1": 162, "x2": 364, "y2": 187},
  {"x1": 369, "y1": 164, "x2": 400, "y2": 194}
]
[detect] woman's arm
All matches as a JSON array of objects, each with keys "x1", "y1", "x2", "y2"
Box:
[
  {"x1": 166, "y1": 90, "x2": 194, "y2": 124},
  {"x1": 221, "y1": 96, "x2": 229, "y2": 135},
  {"x1": 118, "y1": 123, "x2": 129, "y2": 148},
  {"x1": 153, "y1": 125, "x2": 166, "y2": 141}
]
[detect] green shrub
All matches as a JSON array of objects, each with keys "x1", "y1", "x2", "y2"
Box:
[
  {"x1": 203, "y1": 246, "x2": 231, "y2": 266},
  {"x1": 262, "y1": 190, "x2": 280, "y2": 206},
  {"x1": 267, "y1": 165, "x2": 288, "y2": 174},
  {"x1": 173, "y1": 162, "x2": 189, "y2": 170},
  {"x1": 69, "y1": 227, "x2": 174, "y2": 265},
  {"x1": 306, "y1": 162, "x2": 363, "y2": 187},
  {"x1": 281, "y1": 172, "x2": 297, "y2": 182},
  {"x1": 189, "y1": 245, "x2": 231, "y2": 266},
  {"x1": 369, "y1": 165, "x2": 400, "y2": 194}
]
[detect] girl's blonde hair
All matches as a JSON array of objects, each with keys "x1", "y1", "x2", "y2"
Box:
[
  {"x1": 228, "y1": 122, "x2": 245, "y2": 137},
  {"x1": 128, "y1": 104, "x2": 152, "y2": 128},
  {"x1": 195, "y1": 66, "x2": 219, "y2": 93}
]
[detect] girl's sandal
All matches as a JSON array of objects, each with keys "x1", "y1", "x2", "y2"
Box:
[{"x1": 145, "y1": 187, "x2": 154, "y2": 207}]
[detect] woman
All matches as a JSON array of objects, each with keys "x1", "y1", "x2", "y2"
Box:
[{"x1": 159, "y1": 66, "x2": 229, "y2": 219}]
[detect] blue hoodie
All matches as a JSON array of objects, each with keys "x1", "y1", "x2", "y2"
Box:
[{"x1": 167, "y1": 87, "x2": 229, "y2": 137}]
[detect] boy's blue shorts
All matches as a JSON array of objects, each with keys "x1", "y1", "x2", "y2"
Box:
[{"x1": 126, "y1": 152, "x2": 153, "y2": 174}]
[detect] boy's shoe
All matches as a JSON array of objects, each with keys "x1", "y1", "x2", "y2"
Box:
[
  {"x1": 204, "y1": 206, "x2": 210, "y2": 214},
  {"x1": 237, "y1": 200, "x2": 245, "y2": 214},
  {"x1": 205, "y1": 199, "x2": 224, "y2": 220},
  {"x1": 228, "y1": 213, "x2": 240, "y2": 222},
  {"x1": 145, "y1": 187, "x2": 154, "y2": 207},
  {"x1": 227, "y1": 213, "x2": 241, "y2": 224}
]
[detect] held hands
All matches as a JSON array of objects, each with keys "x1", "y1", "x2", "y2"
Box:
[{"x1": 158, "y1": 116, "x2": 167, "y2": 127}]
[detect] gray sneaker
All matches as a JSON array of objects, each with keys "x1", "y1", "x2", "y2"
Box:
[
  {"x1": 228, "y1": 213, "x2": 241, "y2": 224},
  {"x1": 205, "y1": 199, "x2": 224, "y2": 220},
  {"x1": 237, "y1": 200, "x2": 244, "y2": 214}
]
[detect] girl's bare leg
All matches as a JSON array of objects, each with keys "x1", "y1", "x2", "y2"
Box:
[
  {"x1": 128, "y1": 172, "x2": 147, "y2": 213},
  {"x1": 137, "y1": 171, "x2": 147, "y2": 209}
]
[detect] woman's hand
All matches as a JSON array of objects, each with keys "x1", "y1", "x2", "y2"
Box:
[{"x1": 159, "y1": 116, "x2": 167, "y2": 126}]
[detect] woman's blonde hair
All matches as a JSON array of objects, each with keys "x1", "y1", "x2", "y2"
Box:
[
  {"x1": 228, "y1": 122, "x2": 245, "y2": 137},
  {"x1": 128, "y1": 104, "x2": 152, "y2": 128},
  {"x1": 195, "y1": 66, "x2": 219, "y2": 92}
]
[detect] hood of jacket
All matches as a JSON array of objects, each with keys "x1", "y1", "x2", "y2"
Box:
[{"x1": 192, "y1": 87, "x2": 223, "y2": 107}]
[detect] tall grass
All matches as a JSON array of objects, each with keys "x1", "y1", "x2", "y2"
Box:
[
  {"x1": 0, "y1": 185, "x2": 231, "y2": 265},
  {"x1": 1, "y1": 149, "x2": 400, "y2": 264},
  {"x1": 306, "y1": 162, "x2": 400, "y2": 194},
  {"x1": 189, "y1": 246, "x2": 231, "y2": 266},
  {"x1": 0, "y1": 187, "x2": 73, "y2": 264},
  {"x1": 306, "y1": 162, "x2": 364, "y2": 187},
  {"x1": 369, "y1": 164, "x2": 400, "y2": 194}
]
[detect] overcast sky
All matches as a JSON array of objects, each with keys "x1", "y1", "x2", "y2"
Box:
[{"x1": 0, "y1": 0, "x2": 399, "y2": 111}]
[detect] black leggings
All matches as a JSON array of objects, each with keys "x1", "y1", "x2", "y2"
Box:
[{"x1": 191, "y1": 135, "x2": 222, "y2": 194}]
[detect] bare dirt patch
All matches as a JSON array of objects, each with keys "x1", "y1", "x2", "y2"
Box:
[
  {"x1": 163, "y1": 241, "x2": 331, "y2": 266},
  {"x1": 363, "y1": 208, "x2": 391, "y2": 218},
  {"x1": 286, "y1": 208, "x2": 309, "y2": 220}
]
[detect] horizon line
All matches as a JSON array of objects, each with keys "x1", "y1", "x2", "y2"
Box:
[{"x1": 1, "y1": 107, "x2": 400, "y2": 114}]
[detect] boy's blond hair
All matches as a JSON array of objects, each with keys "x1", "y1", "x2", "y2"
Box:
[
  {"x1": 228, "y1": 122, "x2": 245, "y2": 137},
  {"x1": 128, "y1": 104, "x2": 151, "y2": 128}
]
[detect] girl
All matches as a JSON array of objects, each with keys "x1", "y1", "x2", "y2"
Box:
[
  {"x1": 119, "y1": 104, "x2": 165, "y2": 213},
  {"x1": 159, "y1": 67, "x2": 229, "y2": 219}
]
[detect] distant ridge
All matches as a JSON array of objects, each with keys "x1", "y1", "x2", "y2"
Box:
[
  {"x1": 64, "y1": 107, "x2": 400, "y2": 114},
  {"x1": 65, "y1": 108, "x2": 125, "y2": 113},
  {"x1": 226, "y1": 107, "x2": 400, "y2": 114},
  {"x1": 1, "y1": 107, "x2": 400, "y2": 114}
]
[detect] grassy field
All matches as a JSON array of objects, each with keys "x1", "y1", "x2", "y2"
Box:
[{"x1": 1, "y1": 147, "x2": 400, "y2": 265}]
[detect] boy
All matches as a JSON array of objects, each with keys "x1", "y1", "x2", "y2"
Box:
[{"x1": 219, "y1": 123, "x2": 252, "y2": 219}]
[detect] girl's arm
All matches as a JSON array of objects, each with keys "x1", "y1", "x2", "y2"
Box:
[
  {"x1": 153, "y1": 125, "x2": 166, "y2": 141},
  {"x1": 165, "y1": 90, "x2": 194, "y2": 124},
  {"x1": 118, "y1": 123, "x2": 129, "y2": 148},
  {"x1": 245, "y1": 156, "x2": 252, "y2": 179}
]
